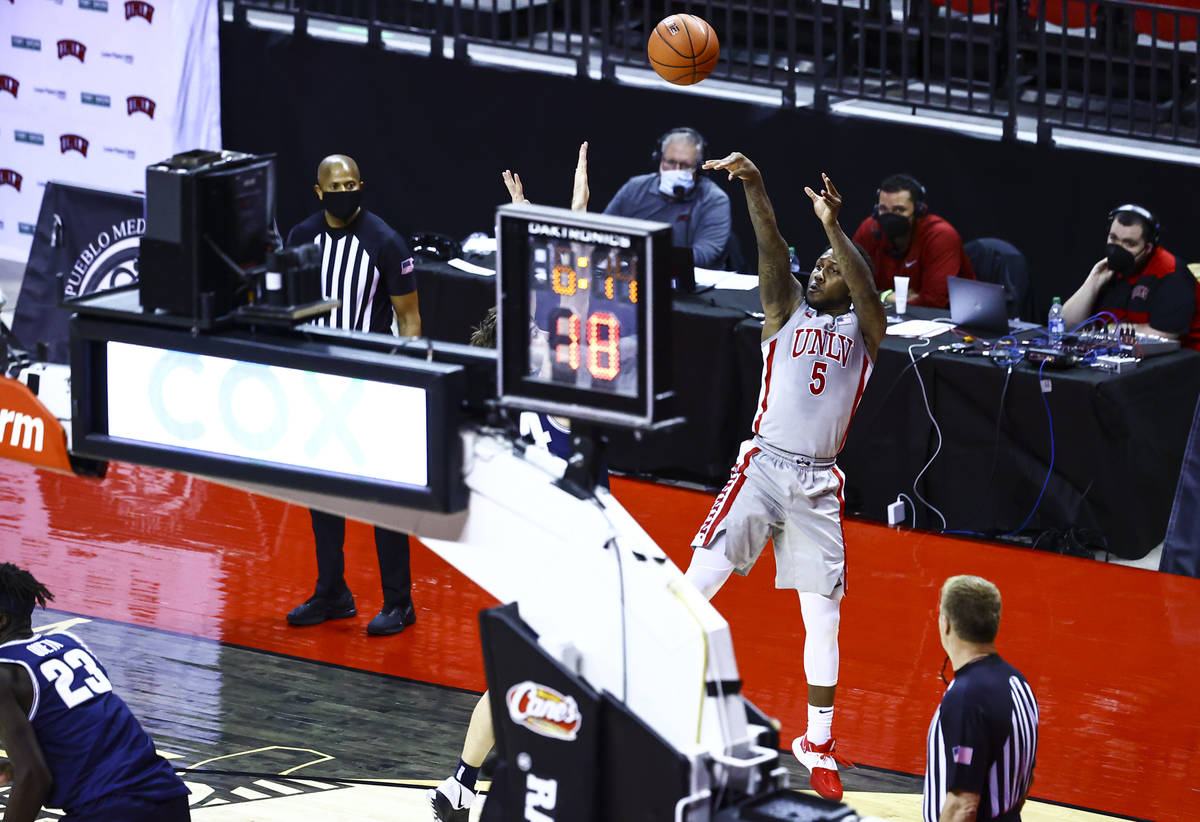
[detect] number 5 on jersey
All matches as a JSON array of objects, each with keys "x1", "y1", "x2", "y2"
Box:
[
  {"x1": 809, "y1": 361, "x2": 827, "y2": 395},
  {"x1": 40, "y1": 649, "x2": 113, "y2": 709}
]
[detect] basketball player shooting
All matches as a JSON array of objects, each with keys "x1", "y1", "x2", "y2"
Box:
[{"x1": 684, "y1": 153, "x2": 885, "y2": 801}]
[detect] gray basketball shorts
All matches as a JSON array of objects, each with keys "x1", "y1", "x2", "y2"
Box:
[{"x1": 691, "y1": 439, "x2": 847, "y2": 595}]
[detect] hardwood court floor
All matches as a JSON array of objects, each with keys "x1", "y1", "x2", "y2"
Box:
[
  {"x1": 0, "y1": 611, "x2": 1136, "y2": 822},
  {"x1": 3, "y1": 460, "x2": 1199, "y2": 820}
]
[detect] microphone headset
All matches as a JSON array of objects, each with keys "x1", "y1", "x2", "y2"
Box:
[
  {"x1": 870, "y1": 174, "x2": 927, "y2": 243},
  {"x1": 651, "y1": 127, "x2": 707, "y2": 244},
  {"x1": 1106, "y1": 203, "x2": 1160, "y2": 247},
  {"x1": 874, "y1": 173, "x2": 928, "y2": 218},
  {"x1": 651, "y1": 127, "x2": 708, "y2": 169}
]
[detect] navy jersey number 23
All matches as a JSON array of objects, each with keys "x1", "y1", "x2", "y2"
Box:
[{"x1": 0, "y1": 631, "x2": 186, "y2": 813}]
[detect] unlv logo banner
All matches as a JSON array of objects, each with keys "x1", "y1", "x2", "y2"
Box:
[
  {"x1": 57, "y1": 40, "x2": 86, "y2": 61},
  {"x1": 127, "y1": 96, "x2": 156, "y2": 118},
  {"x1": 12, "y1": 183, "x2": 144, "y2": 364},
  {"x1": 0, "y1": 170, "x2": 21, "y2": 191},
  {"x1": 125, "y1": 1, "x2": 154, "y2": 21},
  {"x1": 0, "y1": 75, "x2": 16, "y2": 98},
  {"x1": 60, "y1": 134, "x2": 89, "y2": 156}
]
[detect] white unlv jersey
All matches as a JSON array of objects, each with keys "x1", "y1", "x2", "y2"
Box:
[{"x1": 750, "y1": 302, "x2": 873, "y2": 459}]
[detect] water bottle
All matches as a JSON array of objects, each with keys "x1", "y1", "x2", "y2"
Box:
[{"x1": 1048, "y1": 296, "x2": 1065, "y2": 344}]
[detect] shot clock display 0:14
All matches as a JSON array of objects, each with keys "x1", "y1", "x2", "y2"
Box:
[
  {"x1": 527, "y1": 239, "x2": 641, "y2": 398},
  {"x1": 496, "y1": 203, "x2": 672, "y2": 430}
]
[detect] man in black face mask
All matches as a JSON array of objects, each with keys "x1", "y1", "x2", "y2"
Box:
[
  {"x1": 851, "y1": 174, "x2": 974, "y2": 309},
  {"x1": 283, "y1": 154, "x2": 423, "y2": 636},
  {"x1": 1061, "y1": 205, "x2": 1196, "y2": 343}
]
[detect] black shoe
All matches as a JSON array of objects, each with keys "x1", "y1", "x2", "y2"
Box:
[
  {"x1": 366, "y1": 601, "x2": 416, "y2": 636},
  {"x1": 286, "y1": 590, "x2": 356, "y2": 626}
]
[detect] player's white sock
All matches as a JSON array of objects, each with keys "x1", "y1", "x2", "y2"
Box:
[{"x1": 806, "y1": 703, "x2": 834, "y2": 746}]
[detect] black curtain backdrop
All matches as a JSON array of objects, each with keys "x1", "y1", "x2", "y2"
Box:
[{"x1": 221, "y1": 23, "x2": 1200, "y2": 324}]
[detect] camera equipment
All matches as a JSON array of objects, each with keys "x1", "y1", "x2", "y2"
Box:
[{"x1": 138, "y1": 149, "x2": 276, "y2": 324}]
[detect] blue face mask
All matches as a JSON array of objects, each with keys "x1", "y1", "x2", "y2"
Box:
[{"x1": 658, "y1": 169, "x2": 696, "y2": 198}]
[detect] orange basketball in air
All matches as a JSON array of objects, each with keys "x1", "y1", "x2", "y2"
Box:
[{"x1": 647, "y1": 14, "x2": 720, "y2": 86}]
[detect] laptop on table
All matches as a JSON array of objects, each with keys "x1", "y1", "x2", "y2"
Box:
[{"x1": 948, "y1": 277, "x2": 1010, "y2": 335}]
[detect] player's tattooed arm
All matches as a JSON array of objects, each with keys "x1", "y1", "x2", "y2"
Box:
[
  {"x1": 0, "y1": 666, "x2": 52, "y2": 821},
  {"x1": 805, "y1": 172, "x2": 886, "y2": 361},
  {"x1": 702, "y1": 152, "x2": 800, "y2": 339}
]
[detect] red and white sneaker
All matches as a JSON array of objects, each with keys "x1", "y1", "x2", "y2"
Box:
[{"x1": 791, "y1": 735, "x2": 854, "y2": 801}]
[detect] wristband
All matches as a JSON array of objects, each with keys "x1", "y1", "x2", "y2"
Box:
[{"x1": 880, "y1": 289, "x2": 894, "y2": 304}]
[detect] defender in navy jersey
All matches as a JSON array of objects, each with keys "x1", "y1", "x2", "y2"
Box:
[
  {"x1": 431, "y1": 148, "x2": 594, "y2": 822},
  {"x1": 0, "y1": 563, "x2": 189, "y2": 822},
  {"x1": 284, "y1": 154, "x2": 422, "y2": 637},
  {"x1": 926, "y1": 575, "x2": 1038, "y2": 822}
]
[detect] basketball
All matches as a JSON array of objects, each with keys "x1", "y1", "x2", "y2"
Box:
[{"x1": 647, "y1": 14, "x2": 720, "y2": 86}]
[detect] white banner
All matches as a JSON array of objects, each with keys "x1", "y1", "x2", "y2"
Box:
[{"x1": 0, "y1": 0, "x2": 222, "y2": 262}]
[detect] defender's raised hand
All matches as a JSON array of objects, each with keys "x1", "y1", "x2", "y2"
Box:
[
  {"x1": 702, "y1": 152, "x2": 762, "y2": 183},
  {"x1": 571, "y1": 141, "x2": 590, "y2": 212},
  {"x1": 804, "y1": 172, "x2": 843, "y2": 227},
  {"x1": 502, "y1": 169, "x2": 530, "y2": 205}
]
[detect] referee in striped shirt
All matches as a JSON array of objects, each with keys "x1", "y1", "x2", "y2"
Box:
[
  {"x1": 925, "y1": 575, "x2": 1038, "y2": 822},
  {"x1": 283, "y1": 154, "x2": 422, "y2": 636}
]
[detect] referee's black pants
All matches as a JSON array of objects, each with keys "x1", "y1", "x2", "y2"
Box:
[{"x1": 309, "y1": 508, "x2": 413, "y2": 608}]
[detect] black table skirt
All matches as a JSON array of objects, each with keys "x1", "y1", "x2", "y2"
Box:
[{"x1": 835, "y1": 310, "x2": 1200, "y2": 559}]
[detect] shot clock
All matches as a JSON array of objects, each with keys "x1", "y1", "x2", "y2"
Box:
[{"x1": 496, "y1": 204, "x2": 674, "y2": 429}]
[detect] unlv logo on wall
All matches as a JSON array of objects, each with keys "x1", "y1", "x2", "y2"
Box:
[
  {"x1": 125, "y1": 1, "x2": 153, "y2": 21},
  {"x1": 57, "y1": 40, "x2": 86, "y2": 62},
  {"x1": 0, "y1": 170, "x2": 21, "y2": 191},
  {"x1": 60, "y1": 135, "x2": 89, "y2": 157},
  {"x1": 127, "y1": 96, "x2": 155, "y2": 118},
  {"x1": 0, "y1": 75, "x2": 16, "y2": 98}
]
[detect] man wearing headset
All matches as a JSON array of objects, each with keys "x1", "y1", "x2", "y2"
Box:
[
  {"x1": 851, "y1": 173, "x2": 974, "y2": 309},
  {"x1": 603, "y1": 127, "x2": 731, "y2": 268},
  {"x1": 1062, "y1": 204, "x2": 1197, "y2": 343}
]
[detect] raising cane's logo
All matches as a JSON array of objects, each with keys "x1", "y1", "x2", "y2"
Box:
[
  {"x1": 505, "y1": 681, "x2": 582, "y2": 741},
  {"x1": 0, "y1": 76, "x2": 17, "y2": 98},
  {"x1": 127, "y1": 95, "x2": 155, "y2": 118},
  {"x1": 0, "y1": 170, "x2": 22, "y2": 191},
  {"x1": 124, "y1": 0, "x2": 153, "y2": 21},
  {"x1": 57, "y1": 39, "x2": 86, "y2": 62},
  {"x1": 60, "y1": 134, "x2": 89, "y2": 157}
]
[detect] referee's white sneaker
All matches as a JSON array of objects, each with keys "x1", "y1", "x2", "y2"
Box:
[
  {"x1": 792, "y1": 735, "x2": 852, "y2": 801},
  {"x1": 429, "y1": 776, "x2": 474, "y2": 822}
]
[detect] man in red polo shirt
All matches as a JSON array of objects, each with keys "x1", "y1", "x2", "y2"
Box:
[
  {"x1": 1062, "y1": 204, "x2": 1197, "y2": 345},
  {"x1": 852, "y1": 174, "x2": 974, "y2": 308}
]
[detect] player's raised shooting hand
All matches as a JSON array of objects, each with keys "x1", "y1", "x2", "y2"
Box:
[
  {"x1": 502, "y1": 169, "x2": 531, "y2": 205},
  {"x1": 702, "y1": 152, "x2": 761, "y2": 183},
  {"x1": 804, "y1": 172, "x2": 842, "y2": 227},
  {"x1": 571, "y1": 141, "x2": 590, "y2": 212},
  {"x1": 0, "y1": 757, "x2": 13, "y2": 787}
]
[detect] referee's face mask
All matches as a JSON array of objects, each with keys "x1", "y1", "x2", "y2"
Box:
[{"x1": 319, "y1": 187, "x2": 362, "y2": 222}]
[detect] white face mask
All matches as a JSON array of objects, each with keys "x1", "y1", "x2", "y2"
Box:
[{"x1": 658, "y1": 169, "x2": 695, "y2": 197}]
